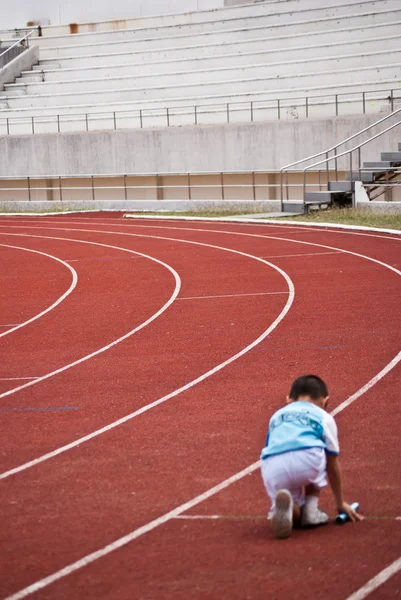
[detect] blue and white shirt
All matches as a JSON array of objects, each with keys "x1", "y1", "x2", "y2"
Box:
[{"x1": 261, "y1": 401, "x2": 339, "y2": 459}]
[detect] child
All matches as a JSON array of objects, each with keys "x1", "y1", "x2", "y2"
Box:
[{"x1": 261, "y1": 374, "x2": 362, "y2": 539}]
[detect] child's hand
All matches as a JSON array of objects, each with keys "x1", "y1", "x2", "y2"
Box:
[{"x1": 339, "y1": 502, "x2": 364, "y2": 522}]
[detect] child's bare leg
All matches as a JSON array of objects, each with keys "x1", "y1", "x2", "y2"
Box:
[{"x1": 305, "y1": 484, "x2": 320, "y2": 499}]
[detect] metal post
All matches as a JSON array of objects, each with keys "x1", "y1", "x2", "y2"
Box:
[
  {"x1": 6, "y1": 118, "x2": 9, "y2": 135},
  {"x1": 362, "y1": 92, "x2": 366, "y2": 115},
  {"x1": 226, "y1": 103, "x2": 230, "y2": 123},
  {"x1": 390, "y1": 89, "x2": 394, "y2": 112},
  {"x1": 194, "y1": 105, "x2": 197, "y2": 125},
  {"x1": 350, "y1": 152, "x2": 354, "y2": 207},
  {"x1": 280, "y1": 171, "x2": 283, "y2": 211},
  {"x1": 57, "y1": 114, "x2": 60, "y2": 133},
  {"x1": 59, "y1": 176, "x2": 63, "y2": 201},
  {"x1": 325, "y1": 151, "x2": 329, "y2": 187},
  {"x1": 252, "y1": 171, "x2": 256, "y2": 200},
  {"x1": 166, "y1": 107, "x2": 170, "y2": 127},
  {"x1": 220, "y1": 172, "x2": 225, "y2": 200},
  {"x1": 188, "y1": 173, "x2": 191, "y2": 200},
  {"x1": 335, "y1": 95, "x2": 339, "y2": 117},
  {"x1": 285, "y1": 170, "x2": 289, "y2": 202},
  {"x1": 85, "y1": 113, "x2": 89, "y2": 131},
  {"x1": 139, "y1": 109, "x2": 143, "y2": 128},
  {"x1": 124, "y1": 174, "x2": 127, "y2": 200},
  {"x1": 358, "y1": 147, "x2": 361, "y2": 180},
  {"x1": 305, "y1": 96, "x2": 309, "y2": 118},
  {"x1": 303, "y1": 170, "x2": 307, "y2": 208},
  {"x1": 318, "y1": 169, "x2": 322, "y2": 191},
  {"x1": 113, "y1": 111, "x2": 117, "y2": 130},
  {"x1": 27, "y1": 177, "x2": 31, "y2": 201},
  {"x1": 250, "y1": 101, "x2": 254, "y2": 122},
  {"x1": 31, "y1": 116, "x2": 35, "y2": 134},
  {"x1": 277, "y1": 99, "x2": 281, "y2": 120},
  {"x1": 91, "y1": 175, "x2": 95, "y2": 200},
  {"x1": 334, "y1": 148, "x2": 338, "y2": 181}
]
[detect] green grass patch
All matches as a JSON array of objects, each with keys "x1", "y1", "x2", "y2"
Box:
[{"x1": 277, "y1": 208, "x2": 401, "y2": 230}]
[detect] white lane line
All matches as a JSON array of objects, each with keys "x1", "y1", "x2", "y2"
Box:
[
  {"x1": 5, "y1": 462, "x2": 263, "y2": 600},
  {"x1": 345, "y1": 557, "x2": 401, "y2": 600},
  {"x1": 174, "y1": 514, "x2": 401, "y2": 521},
  {"x1": 0, "y1": 244, "x2": 78, "y2": 340},
  {"x1": 0, "y1": 231, "x2": 294, "y2": 481},
  {"x1": 0, "y1": 324, "x2": 20, "y2": 327},
  {"x1": 0, "y1": 378, "x2": 39, "y2": 381},
  {"x1": 6, "y1": 325, "x2": 400, "y2": 600},
  {"x1": 1, "y1": 225, "x2": 400, "y2": 414},
  {"x1": 174, "y1": 515, "x2": 222, "y2": 520},
  {"x1": 2, "y1": 224, "x2": 400, "y2": 600},
  {"x1": 178, "y1": 291, "x2": 288, "y2": 300},
  {"x1": 7, "y1": 216, "x2": 400, "y2": 244},
  {"x1": 0, "y1": 233, "x2": 181, "y2": 408},
  {"x1": 260, "y1": 251, "x2": 342, "y2": 259}
]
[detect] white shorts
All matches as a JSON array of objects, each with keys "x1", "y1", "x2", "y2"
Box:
[{"x1": 261, "y1": 447, "x2": 327, "y2": 510}]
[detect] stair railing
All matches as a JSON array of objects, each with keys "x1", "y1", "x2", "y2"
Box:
[
  {"x1": 0, "y1": 30, "x2": 35, "y2": 69},
  {"x1": 280, "y1": 106, "x2": 401, "y2": 210}
]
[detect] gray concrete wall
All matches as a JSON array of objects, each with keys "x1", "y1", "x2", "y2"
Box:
[
  {"x1": 0, "y1": 199, "x2": 278, "y2": 212},
  {"x1": 0, "y1": 113, "x2": 399, "y2": 177},
  {"x1": 0, "y1": 46, "x2": 39, "y2": 90}
]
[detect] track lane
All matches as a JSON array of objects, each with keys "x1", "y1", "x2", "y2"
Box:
[
  {"x1": 0, "y1": 218, "x2": 400, "y2": 600},
  {"x1": 0, "y1": 230, "x2": 293, "y2": 597},
  {"x1": 0, "y1": 234, "x2": 179, "y2": 380},
  {"x1": 0, "y1": 244, "x2": 77, "y2": 338}
]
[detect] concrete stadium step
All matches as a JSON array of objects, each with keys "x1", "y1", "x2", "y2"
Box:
[
  {"x1": 31, "y1": 22, "x2": 401, "y2": 69},
  {"x1": 33, "y1": 0, "x2": 383, "y2": 38},
  {"x1": 36, "y1": 10, "x2": 401, "y2": 58},
  {"x1": 363, "y1": 161, "x2": 393, "y2": 169},
  {"x1": 345, "y1": 171, "x2": 375, "y2": 182},
  {"x1": 2, "y1": 62, "x2": 399, "y2": 108},
  {"x1": 328, "y1": 181, "x2": 354, "y2": 192},
  {"x1": 32, "y1": 1, "x2": 400, "y2": 48},
  {"x1": 29, "y1": 0, "x2": 392, "y2": 38},
  {"x1": 8, "y1": 51, "x2": 400, "y2": 96},
  {"x1": 17, "y1": 37, "x2": 400, "y2": 86},
  {"x1": 17, "y1": 74, "x2": 43, "y2": 83},
  {"x1": 0, "y1": 77, "x2": 394, "y2": 118},
  {"x1": 381, "y1": 152, "x2": 401, "y2": 161},
  {"x1": 304, "y1": 191, "x2": 339, "y2": 204},
  {"x1": 282, "y1": 202, "x2": 305, "y2": 213}
]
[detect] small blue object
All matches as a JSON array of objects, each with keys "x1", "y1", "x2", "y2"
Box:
[{"x1": 335, "y1": 502, "x2": 359, "y2": 524}]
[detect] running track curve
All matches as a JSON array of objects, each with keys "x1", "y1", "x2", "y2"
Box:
[{"x1": 0, "y1": 214, "x2": 400, "y2": 600}]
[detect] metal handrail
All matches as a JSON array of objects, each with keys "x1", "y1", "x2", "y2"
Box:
[
  {"x1": 0, "y1": 169, "x2": 311, "y2": 203},
  {"x1": 303, "y1": 119, "x2": 401, "y2": 173},
  {"x1": 301, "y1": 117, "x2": 401, "y2": 203},
  {"x1": 280, "y1": 105, "x2": 401, "y2": 208},
  {"x1": 0, "y1": 86, "x2": 399, "y2": 137},
  {"x1": 0, "y1": 30, "x2": 35, "y2": 59}
]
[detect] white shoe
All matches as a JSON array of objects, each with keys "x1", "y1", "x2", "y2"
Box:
[
  {"x1": 301, "y1": 505, "x2": 329, "y2": 527},
  {"x1": 271, "y1": 489, "x2": 293, "y2": 539}
]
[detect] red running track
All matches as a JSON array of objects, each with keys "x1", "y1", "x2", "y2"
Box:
[{"x1": 0, "y1": 215, "x2": 400, "y2": 600}]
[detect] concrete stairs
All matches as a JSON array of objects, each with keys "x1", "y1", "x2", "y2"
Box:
[{"x1": 291, "y1": 143, "x2": 401, "y2": 213}]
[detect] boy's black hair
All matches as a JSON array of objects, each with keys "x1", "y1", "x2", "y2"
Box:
[{"x1": 289, "y1": 375, "x2": 328, "y2": 401}]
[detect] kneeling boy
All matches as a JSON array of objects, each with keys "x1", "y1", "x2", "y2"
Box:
[{"x1": 261, "y1": 374, "x2": 362, "y2": 539}]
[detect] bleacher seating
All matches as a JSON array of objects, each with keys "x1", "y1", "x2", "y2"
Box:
[{"x1": 0, "y1": 0, "x2": 400, "y2": 135}]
